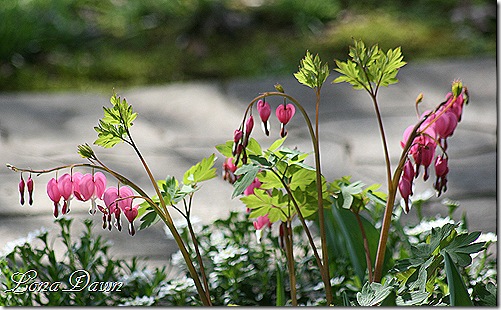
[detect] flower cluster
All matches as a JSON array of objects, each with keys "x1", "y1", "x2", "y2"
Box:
[
  {"x1": 399, "y1": 81, "x2": 468, "y2": 213},
  {"x1": 17, "y1": 171, "x2": 139, "y2": 236},
  {"x1": 228, "y1": 99, "x2": 296, "y2": 167},
  {"x1": 221, "y1": 99, "x2": 296, "y2": 232},
  {"x1": 18, "y1": 174, "x2": 34, "y2": 206}
]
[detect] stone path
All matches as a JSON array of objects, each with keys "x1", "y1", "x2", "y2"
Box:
[{"x1": 0, "y1": 58, "x2": 496, "y2": 268}]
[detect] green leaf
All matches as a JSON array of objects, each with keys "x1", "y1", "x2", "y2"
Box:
[
  {"x1": 248, "y1": 155, "x2": 273, "y2": 168},
  {"x1": 77, "y1": 143, "x2": 95, "y2": 159},
  {"x1": 289, "y1": 168, "x2": 316, "y2": 190},
  {"x1": 246, "y1": 138, "x2": 263, "y2": 156},
  {"x1": 269, "y1": 136, "x2": 287, "y2": 152},
  {"x1": 333, "y1": 39, "x2": 405, "y2": 92},
  {"x1": 294, "y1": 50, "x2": 329, "y2": 89},
  {"x1": 93, "y1": 93, "x2": 137, "y2": 148},
  {"x1": 139, "y1": 210, "x2": 160, "y2": 230},
  {"x1": 232, "y1": 164, "x2": 259, "y2": 198},
  {"x1": 258, "y1": 170, "x2": 283, "y2": 190},
  {"x1": 443, "y1": 251, "x2": 473, "y2": 306},
  {"x1": 441, "y1": 231, "x2": 485, "y2": 267},
  {"x1": 215, "y1": 140, "x2": 234, "y2": 158},
  {"x1": 327, "y1": 205, "x2": 384, "y2": 282},
  {"x1": 241, "y1": 189, "x2": 273, "y2": 211},
  {"x1": 94, "y1": 133, "x2": 122, "y2": 148},
  {"x1": 183, "y1": 154, "x2": 217, "y2": 185},
  {"x1": 472, "y1": 282, "x2": 497, "y2": 306},
  {"x1": 333, "y1": 59, "x2": 365, "y2": 89},
  {"x1": 356, "y1": 280, "x2": 395, "y2": 306}
]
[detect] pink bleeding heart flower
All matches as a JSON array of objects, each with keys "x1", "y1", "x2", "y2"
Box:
[
  {"x1": 123, "y1": 205, "x2": 139, "y2": 236},
  {"x1": 26, "y1": 176, "x2": 34, "y2": 206},
  {"x1": 47, "y1": 178, "x2": 62, "y2": 218},
  {"x1": 223, "y1": 157, "x2": 238, "y2": 184},
  {"x1": 253, "y1": 214, "x2": 271, "y2": 242},
  {"x1": 232, "y1": 129, "x2": 243, "y2": 156},
  {"x1": 257, "y1": 99, "x2": 271, "y2": 136},
  {"x1": 244, "y1": 177, "x2": 262, "y2": 196},
  {"x1": 432, "y1": 109, "x2": 458, "y2": 140},
  {"x1": 57, "y1": 173, "x2": 73, "y2": 215},
  {"x1": 103, "y1": 186, "x2": 134, "y2": 232},
  {"x1": 253, "y1": 214, "x2": 271, "y2": 230},
  {"x1": 434, "y1": 155, "x2": 449, "y2": 197},
  {"x1": 103, "y1": 187, "x2": 120, "y2": 231},
  {"x1": 19, "y1": 175, "x2": 25, "y2": 206},
  {"x1": 398, "y1": 177, "x2": 413, "y2": 214},
  {"x1": 276, "y1": 103, "x2": 295, "y2": 137},
  {"x1": 117, "y1": 186, "x2": 134, "y2": 212},
  {"x1": 402, "y1": 118, "x2": 437, "y2": 181},
  {"x1": 76, "y1": 172, "x2": 107, "y2": 215},
  {"x1": 276, "y1": 103, "x2": 295, "y2": 125},
  {"x1": 97, "y1": 204, "x2": 111, "y2": 230},
  {"x1": 399, "y1": 159, "x2": 415, "y2": 214}
]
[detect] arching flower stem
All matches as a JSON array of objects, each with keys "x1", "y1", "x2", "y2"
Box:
[{"x1": 243, "y1": 91, "x2": 333, "y2": 304}]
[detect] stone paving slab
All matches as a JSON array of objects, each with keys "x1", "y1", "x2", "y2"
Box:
[{"x1": 0, "y1": 58, "x2": 496, "y2": 267}]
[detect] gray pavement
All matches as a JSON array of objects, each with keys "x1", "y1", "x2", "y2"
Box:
[{"x1": 0, "y1": 57, "x2": 496, "y2": 267}]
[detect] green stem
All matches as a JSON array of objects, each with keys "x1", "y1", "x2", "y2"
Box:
[
  {"x1": 185, "y1": 196, "x2": 211, "y2": 303},
  {"x1": 271, "y1": 169, "x2": 325, "y2": 285},
  {"x1": 125, "y1": 132, "x2": 211, "y2": 306},
  {"x1": 372, "y1": 111, "x2": 430, "y2": 282},
  {"x1": 313, "y1": 88, "x2": 333, "y2": 304},
  {"x1": 283, "y1": 221, "x2": 297, "y2": 306},
  {"x1": 247, "y1": 91, "x2": 333, "y2": 304}
]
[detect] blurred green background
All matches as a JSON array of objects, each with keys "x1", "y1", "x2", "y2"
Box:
[{"x1": 0, "y1": 0, "x2": 496, "y2": 92}]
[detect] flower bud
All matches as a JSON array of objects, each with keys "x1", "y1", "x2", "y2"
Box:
[
  {"x1": 245, "y1": 115, "x2": 254, "y2": 134},
  {"x1": 27, "y1": 176, "x2": 34, "y2": 206},
  {"x1": 19, "y1": 175, "x2": 25, "y2": 205},
  {"x1": 233, "y1": 129, "x2": 243, "y2": 143},
  {"x1": 257, "y1": 100, "x2": 271, "y2": 136},
  {"x1": 398, "y1": 177, "x2": 412, "y2": 214},
  {"x1": 274, "y1": 83, "x2": 285, "y2": 93},
  {"x1": 451, "y1": 80, "x2": 463, "y2": 98}
]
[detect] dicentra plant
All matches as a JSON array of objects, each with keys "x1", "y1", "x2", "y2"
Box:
[{"x1": 5, "y1": 39, "x2": 494, "y2": 306}]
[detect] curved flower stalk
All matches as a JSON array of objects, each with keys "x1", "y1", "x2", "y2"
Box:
[
  {"x1": 217, "y1": 51, "x2": 333, "y2": 305},
  {"x1": 334, "y1": 40, "x2": 469, "y2": 283},
  {"x1": 6, "y1": 93, "x2": 215, "y2": 306}
]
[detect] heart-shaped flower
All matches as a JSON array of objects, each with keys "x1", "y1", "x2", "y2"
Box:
[{"x1": 276, "y1": 103, "x2": 295, "y2": 125}]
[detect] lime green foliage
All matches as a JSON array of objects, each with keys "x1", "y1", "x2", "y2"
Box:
[
  {"x1": 138, "y1": 154, "x2": 217, "y2": 230},
  {"x1": 219, "y1": 136, "x2": 326, "y2": 223},
  {"x1": 183, "y1": 154, "x2": 217, "y2": 185},
  {"x1": 329, "y1": 176, "x2": 386, "y2": 212},
  {"x1": 94, "y1": 93, "x2": 137, "y2": 148},
  {"x1": 333, "y1": 40, "x2": 406, "y2": 92},
  {"x1": 293, "y1": 51, "x2": 329, "y2": 89},
  {"x1": 77, "y1": 143, "x2": 96, "y2": 159}
]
